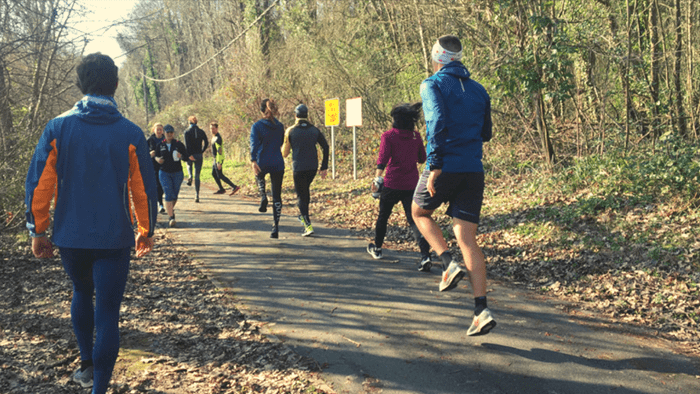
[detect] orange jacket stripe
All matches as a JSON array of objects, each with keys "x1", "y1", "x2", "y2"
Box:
[
  {"x1": 129, "y1": 144, "x2": 152, "y2": 237},
  {"x1": 30, "y1": 139, "x2": 58, "y2": 235}
]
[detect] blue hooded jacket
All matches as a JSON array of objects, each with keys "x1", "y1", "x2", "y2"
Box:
[
  {"x1": 25, "y1": 95, "x2": 158, "y2": 249},
  {"x1": 420, "y1": 61, "x2": 492, "y2": 173}
]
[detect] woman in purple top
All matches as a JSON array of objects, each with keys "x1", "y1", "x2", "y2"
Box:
[{"x1": 367, "y1": 103, "x2": 432, "y2": 271}]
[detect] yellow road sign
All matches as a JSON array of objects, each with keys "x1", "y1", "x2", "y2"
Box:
[{"x1": 325, "y1": 98, "x2": 340, "y2": 127}]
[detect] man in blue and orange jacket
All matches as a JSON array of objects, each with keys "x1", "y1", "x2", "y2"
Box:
[{"x1": 24, "y1": 53, "x2": 157, "y2": 393}]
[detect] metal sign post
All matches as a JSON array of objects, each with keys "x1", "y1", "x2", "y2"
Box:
[
  {"x1": 324, "y1": 98, "x2": 340, "y2": 179},
  {"x1": 346, "y1": 97, "x2": 362, "y2": 180}
]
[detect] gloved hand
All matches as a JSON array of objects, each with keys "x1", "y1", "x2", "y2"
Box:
[{"x1": 371, "y1": 176, "x2": 384, "y2": 199}]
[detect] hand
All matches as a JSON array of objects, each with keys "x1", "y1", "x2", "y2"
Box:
[
  {"x1": 135, "y1": 233, "x2": 154, "y2": 257},
  {"x1": 157, "y1": 157, "x2": 164, "y2": 164},
  {"x1": 370, "y1": 181, "x2": 378, "y2": 193},
  {"x1": 251, "y1": 162, "x2": 261, "y2": 176},
  {"x1": 427, "y1": 169, "x2": 442, "y2": 197},
  {"x1": 319, "y1": 170, "x2": 327, "y2": 180},
  {"x1": 217, "y1": 163, "x2": 222, "y2": 171},
  {"x1": 32, "y1": 236, "x2": 54, "y2": 258},
  {"x1": 189, "y1": 155, "x2": 195, "y2": 161},
  {"x1": 150, "y1": 150, "x2": 155, "y2": 158}
]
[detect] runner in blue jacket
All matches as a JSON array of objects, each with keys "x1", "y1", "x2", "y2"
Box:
[
  {"x1": 250, "y1": 98, "x2": 285, "y2": 238},
  {"x1": 412, "y1": 35, "x2": 496, "y2": 337},
  {"x1": 25, "y1": 53, "x2": 157, "y2": 393}
]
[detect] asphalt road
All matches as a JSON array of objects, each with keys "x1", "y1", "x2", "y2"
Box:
[{"x1": 164, "y1": 180, "x2": 699, "y2": 394}]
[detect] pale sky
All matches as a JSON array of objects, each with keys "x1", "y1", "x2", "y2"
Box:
[{"x1": 73, "y1": 0, "x2": 139, "y2": 66}]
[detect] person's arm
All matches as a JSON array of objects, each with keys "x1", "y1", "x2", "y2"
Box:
[
  {"x1": 250, "y1": 124, "x2": 262, "y2": 175},
  {"x1": 25, "y1": 125, "x2": 57, "y2": 258},
  {"x1": 214, "y1": 137, "x2": 225, "y2": 166},
  {"x1": 317, "y1": 129, "x2": 330, "y2": 171},
  {"x1": 416, "y1": 131, "x2": 427, "y2": 164},
  {"x1": 154, "y1": 142, "x2": 165, "y2": 164},
  {"x1": 128, "y1": 134, "x2": 158, "y2": 256},
  {"x1": 147, "y1": 135, "x2": 156, "y2": 158},
  {"x1": 282, "y1": 127, "x2": 292, "y2": 158},
  {"x1": 200, "y1": 127, "x2": 209, "y2": 153},
  {"x1": 376, "y1": 131, "x2": 390, "y2": 171},
  {"x1": 481, "y1": 96, "x2": 493, "y2": 142},
  {"x1": 178, "y1": 141, "x2": 187, "y2": 160},
  {"x1": 420, "y1": 79, "x2": 447, "y2": 171}
]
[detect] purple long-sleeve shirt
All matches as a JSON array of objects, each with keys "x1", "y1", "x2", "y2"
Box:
[{"x1": 376, "y1": 128, "x2": 426, "y2": 190}]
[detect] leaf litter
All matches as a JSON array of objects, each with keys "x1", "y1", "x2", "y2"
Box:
[{"x1": 0, "y1": 231, "x2": 332, "y2": 394}]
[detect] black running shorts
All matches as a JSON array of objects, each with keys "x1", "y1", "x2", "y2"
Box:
[{"x1": 413, "y1": 169, "x2": 484, "y2": 224}]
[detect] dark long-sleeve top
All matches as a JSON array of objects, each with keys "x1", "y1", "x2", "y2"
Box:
[
  {"x1": 250, "y1": 118, "x2": 285, "y2": 172},
  {"x1": 147, "y1": 133, "x2": 164, "y2": 171},
  {"x1": 282, "y1": 119, "x2": 329, "y2": 172},
  {"x1": 376, "y1": 128, "x2": 426, "y2": 190},
  {"x1": 184, "y1": 124, "x2": 209, "y2": 157},
  {"x1": 155, "y1": 139, "x2": 188, "y2": 173}
]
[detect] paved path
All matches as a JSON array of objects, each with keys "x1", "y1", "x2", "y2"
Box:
[{"x1": 164, "y1": 181, "x2": 699, "y2": 394}]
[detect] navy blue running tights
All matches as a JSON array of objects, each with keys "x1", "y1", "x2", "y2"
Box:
[{"x1": 60, "y1": 247, "x2": 130, "y2": 394}]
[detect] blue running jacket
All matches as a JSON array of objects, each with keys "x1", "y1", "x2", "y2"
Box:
[{"x1": 25, "y1": 95, "x2": 158, "y2": 249}]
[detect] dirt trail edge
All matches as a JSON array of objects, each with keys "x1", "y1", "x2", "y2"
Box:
[{"x1": 167, "y1": 183, "x2": 700, "y2": 394}]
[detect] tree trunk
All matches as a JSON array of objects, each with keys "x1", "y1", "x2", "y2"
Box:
[
  {"x1": 535, "y1": 91, "x2": 556, "y2": 166},
  {"x1": 413, "y1": 0, "x2": 430, "y2": 78},
  {"x1": 624, "y1": 0, "x2": 632, "y2": 152},
  {"x1": 649, "y1": 0, "x2": 660, "y2": 140},
  {"x1": 684, "y1": 0, "x2": 696, "y2": 139},
  {"x1": 0, "y1": 58, "x2": 12, "y2": 154},
  {"x1": 673, "y1": 0, "x2": 686, "y2": 137}
]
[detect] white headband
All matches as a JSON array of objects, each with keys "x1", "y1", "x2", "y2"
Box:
[{"x1": 431, "y1": 41, "x2": 462, "y2": 64}]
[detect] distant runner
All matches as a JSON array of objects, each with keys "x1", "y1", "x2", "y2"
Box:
[
  {"x1": 209, "y1": 121, "x2": 241, "y2": 196},
  {"x1": 147, "y1": 122, "x2": 166, "y2": 213},
  {"x1": 282, "y1": 104, "x2": 329, "y2": 236},
  {"x1": 184, "y1": 115, "x2": 209, "y2": 203},
  {"x1": 367, "y1": 102, "x2": 432, "y2": 271},
  {"x1": 250, "y1": 98, "x2": 285, "y2": 238},
  {"x1": 413, "y1": 34, "x2": 496, "y2": 336},
  {"x1": 156, "y1": 124, "x2": 188, "y2": 228}
]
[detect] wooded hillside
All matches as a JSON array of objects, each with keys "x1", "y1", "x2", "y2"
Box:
[{"x1": 2, "y1": 0, "x2": 699, "y2": 225}]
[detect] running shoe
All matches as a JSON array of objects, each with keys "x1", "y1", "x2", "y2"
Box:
[
  {"x1": 229, "y1": 185, "x2": 241, "y2": 196},
  {"x1": 302, "y1": 224, "x2": 314, "y2": 237},
  {"x1": 418, "y1": 255, "x2": 432, "y2": 272},
  {"x1": 214, "y1": 189, "x2": 226, "y2": 194},
  {"x1": 439, "y1": 261, "x2": 466, "y2": 292},
  {"x1": 169, "y1": 218, "x2": 177, "y2": 228},
  {"x1": 72, "y1": 366, "x2": 93, "y2": 388},
  {"x1": 298, "y1": 216, "x2": 314, "y2": 237},
  {"x1": 467, "y1": 308, "x2": 497, "y2": 336},
  {"x1": 259, "y1": 198, "x2": 268, "y2": 213},
  {"x1": 366, "y1": 243, "x2": 382, "y2": 259},
  {"x1": 158, "y1": 205, "x2": 166, "y2": 214},
  {"x1": 270, "y1": 225, "x2": 279, "y2": 239},
  {"x1": 186, "y1": 178, "x2": 192, "y2": 186},
  {"x1": 194, "y1": 196, "x2": 199, "y2": 203}
]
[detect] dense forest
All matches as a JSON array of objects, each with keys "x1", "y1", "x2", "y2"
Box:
[{"x1": 1, "y1": 0, "x2": 699, "y2": 225}]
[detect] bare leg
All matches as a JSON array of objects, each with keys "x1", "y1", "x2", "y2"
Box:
[
  {"x1": 411, "y1": 202, "x2": 449, "y2": 254},
  {"x1": 453, "y1": 218, "x2": 486, "y2": 298}
]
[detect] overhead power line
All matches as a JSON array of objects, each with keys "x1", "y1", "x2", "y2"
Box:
[{"x1": 142, "y1": 0, "x2": 280, "y2": 83}]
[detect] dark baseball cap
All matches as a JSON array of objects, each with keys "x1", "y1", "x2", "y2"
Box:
[{"x1": 163, "y1": 124, "x2": 175, "y2": 133}]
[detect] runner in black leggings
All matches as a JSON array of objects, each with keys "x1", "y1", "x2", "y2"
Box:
[
  {"x1": 367, "y1": 102, "x2": 432, "y2": 271},
  {"x1": 250, "y1": 98, "x2": 285, "y2": 238},
  {"x1": 209, "y1": 121, "x2": 240, "y2": 195},
  {"x1": 282, "y1": 104, "x2": 329, "y2": 236}
]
